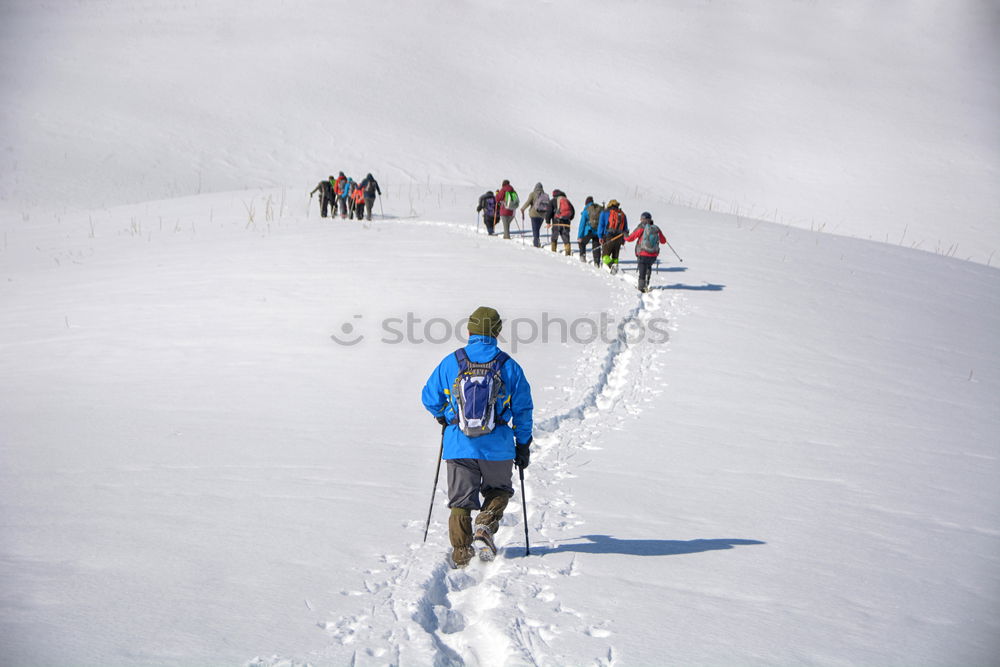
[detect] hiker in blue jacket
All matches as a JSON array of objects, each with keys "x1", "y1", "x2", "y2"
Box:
[
  {"x1": 598, "y1": 199, "x2": 629, "y2": 274},
  {"x1": 339, "y1": 177, "x2": 355, "y2": 218},
  {"x1": 577, "y1": 196, "x2": 603, "y2": 266},
  {"x1": 421, "y1": 306, "x2": 534, "y2": 568}
]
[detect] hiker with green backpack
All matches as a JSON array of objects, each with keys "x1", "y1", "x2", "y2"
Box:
[
  {"x1": 495, "y1": 180, "x2": 519, "y2": 239},
  {"x1": 626, "y1": 211, "x2": 667, "y2": 292}
]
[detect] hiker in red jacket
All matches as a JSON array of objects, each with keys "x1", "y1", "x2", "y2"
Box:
[
  {"x1": 495, "y1": 180, "x2": 518, "y2": 239},
  {"x1": 626, "y1": 212, "x2": 667, "y2": 292}
]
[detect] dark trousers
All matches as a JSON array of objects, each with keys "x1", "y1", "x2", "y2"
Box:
[
  {"x1": 364, "y1": 197, "x2": 375, "y2": 220},
  {"x1": 447, "y1": 458, "x2": 515, "y2": 510},
  {"x1": 319, "y1": 196, "x2": 330, "y2": 218},
  {"x1": 637, "y1": 255, "x2": 657, "y2": 290},
  {"x1": 602, "y1": 235, "x2": 624, "y2": 262},
  {"x1": 579, "y1": 233, "x2": 601, "y2": 264},
  {"x1": 550, "y1": 220, "x2": 572, "y2": 253},
  {"x1": 530, "y1": 217, "x2": 543, "y2": 247},
  {"x1": 483, "y1": 213, "x2": 497, "y2": 235}
]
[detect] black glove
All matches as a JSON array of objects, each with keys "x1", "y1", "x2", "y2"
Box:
[
  {"x1": 515, "y1": 438, "x2": 532, "y2": 469},
  {"x1": 436, "y1": 415, "x2": 448, "y2": 427}
]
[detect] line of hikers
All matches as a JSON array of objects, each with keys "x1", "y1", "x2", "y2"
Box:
[
  {"x1": 476, "y1": 181, "x2": 669, "y2": 292},
  {"x1": 310, "y1": 172, "x2": 382, "y2": 220}
]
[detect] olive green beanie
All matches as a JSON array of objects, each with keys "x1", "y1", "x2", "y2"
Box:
[{"x1": 468, "y1": 306, "x2": 502, "y2": 338}]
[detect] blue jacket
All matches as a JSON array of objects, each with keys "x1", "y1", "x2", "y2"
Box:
[
  {"x1": 597, "y1": 208, "x2": 629, "y2": 239},
  {"x1": 422, "y1": 335, "x2": 533, "y2": 460},
  {"x1": 578, "y1": 205, "x2": 600, "y2": 238}
]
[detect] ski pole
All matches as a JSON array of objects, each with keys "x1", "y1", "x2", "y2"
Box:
[
  {"x1": 423, "y1": 424, "x2": 446, "y2": 542},
  {"x1": 665, "y1": 239, "x2": 683, "y2": 262},
  {"x1": 378, "y1": 193, "x2": 384, "y2": 219},
  {"x1": 519, "y1": 464, "x2": 529, "y2": 556}
]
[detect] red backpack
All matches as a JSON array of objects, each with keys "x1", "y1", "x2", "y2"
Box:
[
  {"x1": 608, "y1": 208, "x2": 625, "y2": 232},
  {"x1": 557, "y1": 196, "x2": 574, "y2": 220}
]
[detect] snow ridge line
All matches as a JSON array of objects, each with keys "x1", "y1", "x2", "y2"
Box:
[{"x1": 298, "y1": 219, "x2": 681, "y2": 666}]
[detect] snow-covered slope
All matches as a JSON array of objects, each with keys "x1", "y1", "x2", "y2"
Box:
[
  {"x1": 1, "y1": 1, "x2": 998, "y2": 665},
  {"x1": 1, "y1": 0, "x2": 997, "y2": 261}
]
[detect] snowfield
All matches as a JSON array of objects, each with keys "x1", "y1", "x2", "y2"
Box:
[{"x1": 1, "y1": 1, "x2": 998, "y2": 666}]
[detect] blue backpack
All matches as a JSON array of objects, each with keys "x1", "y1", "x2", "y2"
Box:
[
  {"x1": 451, "y1": 349, "x2": 509, "y2": 437},
  {"x1": 640, "y1": 222, "x2": 661, "y2": 254},
  {"x1": 482, "y1": 196, "x2": 496, "y2": 219}
]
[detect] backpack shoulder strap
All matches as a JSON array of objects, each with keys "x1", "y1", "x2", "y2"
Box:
[
  {"x1": 490, "y1": 351, "x2": 510, "y2": 369},
  {"x1": 454, "y1": 348, "x2": 470, "y2": 369}
]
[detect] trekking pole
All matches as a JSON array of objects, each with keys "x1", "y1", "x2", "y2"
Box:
[
  {"x1": 423, "y1": 424, "x2": 446, "y2": 542},
  {"x1": 519, "y1": 464, "x2": 530, "y2": 556},
  {"x1": 378, "y1": 193, "x2": 385, "y2": 220},
  {"x1": 665, "y1": 239, "x2": 684, "y2": 262}
]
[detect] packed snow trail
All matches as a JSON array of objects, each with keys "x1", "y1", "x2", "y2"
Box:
[{"x1": 250, "y1": 221, "x2": 685, "y2": 666}]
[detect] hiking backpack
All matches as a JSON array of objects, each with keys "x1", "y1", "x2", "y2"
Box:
[
  {"x1": 640, "y1": 223, "x2": 661, "y2": 254},
  {"x1": 451, "y1": 349, "x2": 510, "y2": 438},
  {"x1": 608, "y1": 208, "x2": 625, "y2": 232},
  {"x1": 505, "y1": 189, "x2": 519, "y2": 211},
  {"x1": 587, "y1": 203, "x2": 603, "y2": 231},
  {"x1": 482, "y1": 196, "x2": 496, "y2": 219},
  {"x1": 534, "y1": 191, "x2": 550, "y2": 216},
  {"x1": 556, "y1": 196, "x2": 574, "y2": 220}
]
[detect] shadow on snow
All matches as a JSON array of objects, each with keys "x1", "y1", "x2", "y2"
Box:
[
  {"x1": 651, "y1": 283, "x2": 726, "y2": 291},
  {"x1": 510, "y1": 535, "x2": 764, "y2": 558}
]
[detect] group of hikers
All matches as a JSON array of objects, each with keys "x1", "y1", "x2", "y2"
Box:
[
  {"x1": 476, "y1": 180, "x2": 670, "y2": 293},
  {"x1": 411, "y1": 185, "x2": 677, "y2": 566},
  {"x1": 310, "y1": 171, "x2": 382, "y2": 220}
]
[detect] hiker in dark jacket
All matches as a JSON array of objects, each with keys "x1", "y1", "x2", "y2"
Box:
[
  {"x1": 477, "y1": 190, "x2": 498, "y2": 235},
  {"x1": 548, "y1": 189, "x2": 574, "y2": 256},
  {"x1": 421, "y1": 306, "x2": 534, "y2": 568},
  {"x1": 310, "y1": 176, "x2": 335, "y2": 218},
  {"x1": 626, "y1": 211, "x2": 667, "y2": 292},
  {"x1": 360, "y1": 173, "x2": 381, "y2": 221},
  {"x1": 577, "y1": 196, "x2": 603, "y2": 265}
]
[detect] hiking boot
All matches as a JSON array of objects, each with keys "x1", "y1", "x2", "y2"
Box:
[
  {"x1": 472, "y1": 524, "x2": 497, "y2": 562},
  {"x1": 475, "y1": 491, "x2": 510, "y2": 535},
  {"x1": 449, "y1": 545, "x2": 476, "y2": 569}
]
